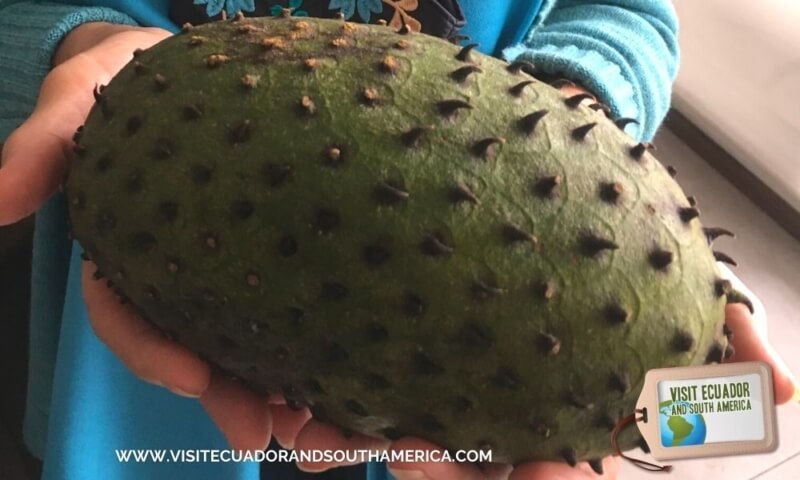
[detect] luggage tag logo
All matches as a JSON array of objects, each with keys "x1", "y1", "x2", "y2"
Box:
[{"x1": 613, "y1": 361, "x2": 778, "y2": 472}]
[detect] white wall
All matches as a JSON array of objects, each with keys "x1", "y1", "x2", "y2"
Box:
[{"x1": 672, "y1": 0, "x2": 800, "y2": 212}]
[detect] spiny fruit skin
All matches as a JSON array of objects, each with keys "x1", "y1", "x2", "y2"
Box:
[{"x1": 66, "y1": 16, "x2": 740, "y2": 466}]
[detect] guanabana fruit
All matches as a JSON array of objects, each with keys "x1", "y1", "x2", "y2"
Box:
[{"x1": 65, "y1": 14, "x2": 747, "y2": 470}]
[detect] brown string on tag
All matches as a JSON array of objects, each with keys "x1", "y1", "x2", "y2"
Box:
[{"x1": 611, "y1": 408, "x2": 672, "y2": 473}]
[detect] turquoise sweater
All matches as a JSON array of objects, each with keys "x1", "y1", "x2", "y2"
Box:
[{"x1": 0, "y1": 1, "x2": 679, "y2": 479}]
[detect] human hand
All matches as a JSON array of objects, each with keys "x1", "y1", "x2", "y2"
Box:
[
  {"x1": 0, "y1": 21, "x2": 295, "y2": 451},
  {"x1": 0, "y1": 22, "x2": 171, "y2": 224}
]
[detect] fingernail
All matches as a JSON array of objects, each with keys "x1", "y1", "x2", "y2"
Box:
[
  {"x1": 388, "y1": 468, "x2": 431, "y2": 480},
  {"x1": 167, "y1": 385, "x2": 202, "y2": 398},
  {"x1": 296, "y1": 463, "x2": 327, "y2": 473}
]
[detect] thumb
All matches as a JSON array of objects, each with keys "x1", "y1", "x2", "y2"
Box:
[
  {"x1": 0, "y1": 111, "x2": 72, "y2": 225},
  {"x1": 0, "y1": 60, "x2": 105, "y2": 226},
  {"x1": 724, "y1": 303, "x2": 799, "y2": 404}
]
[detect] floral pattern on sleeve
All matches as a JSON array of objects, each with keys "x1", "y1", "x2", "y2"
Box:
[
  {"x1": 170, "y1": 0, "x2": 441, "y2": 36},
  {"x1": 193, "y1": 0, "x2": 256, "y2": 18},
  {"x1": 324, "y1": 0, "x2": 419, "y2": 31},
  {"x1": 270, "y1": 0, "x2": 309, "y2": 16},
  {"x1": 382, "y1": 0, "x2": 420, "y2": 32}
]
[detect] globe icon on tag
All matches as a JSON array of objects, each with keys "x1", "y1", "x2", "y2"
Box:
[{"x1": 659, "y1": 400, "x2": 707, "y2": 447}]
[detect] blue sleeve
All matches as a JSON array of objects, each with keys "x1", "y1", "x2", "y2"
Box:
[
  {"x1": 502, "y1": 0, "x2": 680, "y2": 140},
  {"x1": 0, "y1": 1, "x2": 138, "y2": 140}
]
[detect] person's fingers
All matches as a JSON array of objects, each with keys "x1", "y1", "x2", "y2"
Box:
[
  {"x1": 509, "y1": 456, "x2": 619, "y2": 480},
  {"x1": 199, "y1": 371, "x2": 273, "y2": 451},
  {"x1": 269, "y1": 403, "x2": 312, "y2": 449},
  {"x1": 0, "y1": 29, "x2": 170, "y2": 226},
  {"x1": 388, "y1": 438, "x2": 512, "y2": 480},
  {"x1": 0, "y1": 112, "x2": 72, "y2": 225},
  {"x1": 724, "y1": 303, "x2": 799, "y2": 404},
  {"x1": 293, "y1": 419, "x2": 390, "y2": 472},
  {"x1": 0, "y1": 55, "x2": 116, "y2": 225},
  {"x1": 82, "y1": 262, "x2": 210, "y2": 397}
]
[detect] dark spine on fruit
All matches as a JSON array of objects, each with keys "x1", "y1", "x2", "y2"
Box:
[
  {"x1": 564, "y1": 93, "x2": 595, "y2": 108},
  {"x1": 380, "y1": 56, "x2": 398, "y2": 74},
  {"x1": 373, "y1": 181, "x2": 409, "y2": 204},
  {"x1": 412, "y1": 352, "x2": 444, "y2": 375},
  {"x1": 183, "y1": 104, "x2": 203, "y2": 120},
  {"x1": 401, "y1": 126, "x2": 430, "y2": 148},
  {"x1": 724, "y1": 344, "x2": 735, "y2": 360},
  {"x1": 571, "y1": 122, "x2": 597, "y2": 141},
  {"x1": 518, "y1": 110, "x2": 548, "y2": 135},
  {"x1": 450, "y1": 65, "x2": 482, "y2": 83},
  {"x1": 502, "y1": 223, "x2": 537, "y2": 245},
  {"x1": 535, "y1": 281, "x2": 556, "y2": 301},
  {"x1": 615, "y1": 117, "x2": 639, "y2": 129},
  {"x1": 706, "y1": 342, "x2": 725, "y2": 364},
  {"x1": 363, "y1": 245, "x2": 390, "y2": 267},
  {"x1": 537, "y1": 332, "x2": 561, "y2": 355},
  {"x1": 396, "y1": 20, "x2": 412, "y2": 35},
  {"x1": 456, "y1": 43, "x2": 478, "y2": 62},
  {"x1": 649, "y1": 248, "x2": 674, "y2": 271},
  {"x1": 153, "y1": 73, "x2": 168, "y2": 91},
  {"x1": 568, "y1": 390, "x2": 594, "y2": 410},
  {"x1": 437, "y1": 99, "x2": 472, "y2": 118},
  {"x1": 345, "y1": 400, "x2": 368, "y2": 417},
  {"x1": 629, "y1": 142, "x2": 654, "y2": 160},
  {"x1": 126, "y1": 116, "x2": 142, "y2": 135},
  {"x1": 403, "y1": 292, "x2": 425, "y2": 317},
  {"x1": 491, "y1": 367, "x2": 520, "y2": 390},
  {"x1": 534, "y1": 175, "x2": 561, "y2": 198},
  {"x1": 561, "y1": 447, "x2": 578, "y2": 467},
  {"x1": 723, "y1": 324, "x2": 734, "y2": 340},
  {"x1": 320, "y1": 282, "x2": 348, "y2": 301},
  {"x1": 472, "y1": 280, "x2": 506, "y2": 300},
  {"x1": 229, "y1": 120, "x2": 252, "y2": 144},
  {"x1": 713, "y1": 251, "x2": 738, "y2": 266},
  {"x1": 704, "y1": 227, "x2": 735, "y2": 243},
  {"x1": 599, "y1": 182, "x2": 623, "y2": 204},
  {"x1": 609, "y1": 369, "x2": 631, "y2": 393},
  {"x1": 327, "y1": 342, "x2": 349, "y2": 362},
  {"x1": 715, "y1": 279, "x2": 732, "y2": 297},
  {"x1": 727, "y1": 289, "x2": 755, "y2": 314},
  {"x1": 549, "y1": 78, "x2": 575, "y2": 89},
  {"x1": 604, "y1": 303, "x2": 629, "y2": 325},
  {"x1": 450, "y1": 182, "x2": 480, "y2": 205},
  {"x1": 506, "y1": 60, "x2": 535, "y2": 75},
  {"x1": 360, "y1": 87, "x2": 380, "y2": 106},
  {"x1": 448, "y1": 34, "x2": 470, "y2": 44},
  {"x1": 298, "y1": 96, "x2": 315, "y2": 116},
  {"x1": 679, "y1": 207, "x2": 700, "y2": 223},
  {"x1": 509, "y1": 80, "x2": 535, "y2": 97},
  {"x1": 580, "y1": 233, "x2": 619, "y2": 257},
  {"x1": 471, "y1": 137, "x2": 504, "y2": 159},
  {"x1": 420, "y1": 234, "x2": 453, "y2": 256},
  {"x1": 672, "y1": 329, "x2": 695, "y2": 352}
]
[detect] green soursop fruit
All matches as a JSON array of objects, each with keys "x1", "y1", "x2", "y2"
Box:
[{"x1": 65, "y1": 15, "x2": 747, "y2": 469}]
